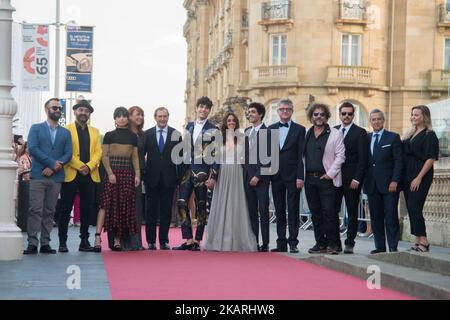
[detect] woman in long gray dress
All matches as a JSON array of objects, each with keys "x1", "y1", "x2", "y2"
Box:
[{"x1": 204, "y1": 112, "x2": 258, "y2": 252}]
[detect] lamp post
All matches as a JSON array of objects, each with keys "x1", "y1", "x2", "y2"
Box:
[{"x1": 0, "y1": 0, "x2": 23, "y2": 261}]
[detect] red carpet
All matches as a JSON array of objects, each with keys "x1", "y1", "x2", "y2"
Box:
[{"x1": 101, "y1": 227, "x2": 414, "y2": 300}]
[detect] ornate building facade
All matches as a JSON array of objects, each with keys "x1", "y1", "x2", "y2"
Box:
[{"x1": 183, "y1": 0, "x2": 450, "y2": 246}]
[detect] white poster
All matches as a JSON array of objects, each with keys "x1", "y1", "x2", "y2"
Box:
[{"x1": 22, "y1": 24, "x2": 50, "y2": 91}]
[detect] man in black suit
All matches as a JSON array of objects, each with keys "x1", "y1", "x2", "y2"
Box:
[
  {"x1": 334, "y1": 102, "x2": 368, "y2": 254},
  {"x1": 364, "y1": 109, "x2": 402, "y2": 254},
  {"x1": 243, "y1": 102, "x2": 271, "y2": 252},
  {"x1": 268, "y1": 99, "x2": 305, "y2": 254},
  {"x1": 144, "y1": 107, "x2": 182, "y2": 250}
]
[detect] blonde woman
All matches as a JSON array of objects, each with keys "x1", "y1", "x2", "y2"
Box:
[{"x1": 402, "y1": 105, "x2": 439, "y2": 253}]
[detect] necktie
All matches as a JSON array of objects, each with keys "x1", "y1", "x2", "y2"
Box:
[
  {"x1": 372, "y1": 133, "x2": 379, "y2": 156},
  {"x1": 279, "y1": 122, "x2": 289, "y2": 128},
  {"x1": 158, "y1": 129, "x2": 165, "y2": 154},
  {"x1": 342, "y1": 127, "x2": 346, "y2": 136}
]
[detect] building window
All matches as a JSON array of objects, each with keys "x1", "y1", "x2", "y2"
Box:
[
  {"x1": 270, "y1": 35, "x2": 287, "y2": 65},
  {"x1": 268, "y1": 100, "x2": 281, "y2": 125},
  {"x1": 445, "y1": 38, "x2": 450, "y2": 70},
  {"x1": 341, "y1": 34, "x2": 361, "y2": 66}
]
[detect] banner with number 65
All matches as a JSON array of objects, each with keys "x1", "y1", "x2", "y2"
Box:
[{"x1": 22, "y1": 24, "x2": 50, "y2": 91}]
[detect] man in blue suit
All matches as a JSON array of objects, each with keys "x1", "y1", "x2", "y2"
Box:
[
  {"x1": 364, "y1": 109, "x2": 402, "y2": 254},
  {"x1": 23, "y1": 98, "x2": 72, "y2": 255}
]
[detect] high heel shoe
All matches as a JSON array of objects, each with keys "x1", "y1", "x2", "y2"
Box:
[{"x1": 93, "y1": 233, "x2": 102, "y2": 253}]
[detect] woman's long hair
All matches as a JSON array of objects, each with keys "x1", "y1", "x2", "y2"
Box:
[
  {"x1": 403, "y1": 105, "x2": 434, "y2": 140},
  {"x1": 128, "y1": 106, "x2": 145, "y2": 136},
  {"x1": 220, "y1": 111, "x2": 240, "y2": 145}
]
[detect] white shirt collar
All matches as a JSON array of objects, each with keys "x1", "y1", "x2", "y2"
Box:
[
  {"x1": 342, "y1": 122, "x2": 353, "y2": 130},
  {"x1": 157, "y1": 126, "x2": 168, "y2": 132},
  {"x1": 252, "y1": 123, "x2": 264, "y2": 132},
  {"x1": 373, "y1": 128, "x2": 385, "y2": 137},
  {"x1": 195, "y1": 119, "x2": 207, "y2": 126}
]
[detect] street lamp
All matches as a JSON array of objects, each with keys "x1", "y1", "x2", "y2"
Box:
[{"x1": 0, "y1": 0, "x2": 23, "y2": 261}]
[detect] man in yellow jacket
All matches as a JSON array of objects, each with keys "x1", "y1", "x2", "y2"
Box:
[{"x1": 58, "y1": 100, "x2": 102, "y2": 252}]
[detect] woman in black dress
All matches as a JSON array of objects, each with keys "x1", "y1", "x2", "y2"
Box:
[
  {"x1": 402, "y1": 105, "x2": 439, "y2": 253},
  {"x1": 93, "y1": 107, "x2": 140, "y2": 252}
]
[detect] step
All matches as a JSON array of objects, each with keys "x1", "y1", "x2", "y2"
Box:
[
  {"x1": 303, "y1": 254, "x2": 450, "y2": 300},
  {"x1": 368, "y1": 251, "x2": 450, "y2": 277}
]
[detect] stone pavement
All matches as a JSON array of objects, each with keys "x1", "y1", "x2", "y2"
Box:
[{"x1": 0, "y1": 223, "x2": 449, "y2": 300}]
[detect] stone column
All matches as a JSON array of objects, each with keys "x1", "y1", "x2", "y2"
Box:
[{"x1": 0, "y1": 0, "x2": 23, "y2": 261}]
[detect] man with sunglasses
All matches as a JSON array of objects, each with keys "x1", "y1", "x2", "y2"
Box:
[
  {"x1": 24, "y1": 98, "x2": 72, "y2": 255},
  {"x1": 304, "y1": 103, "x2": 345, "y2": 255},
  {"x1": 334, "y1": 102, "x2": 368, "y2": 254}
]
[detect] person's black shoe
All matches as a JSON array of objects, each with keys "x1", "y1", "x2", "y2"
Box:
[
  {"x1": 259, "y1": 245, "x2": 269, "y2": 252},
  {"x1": 270, "y1": 246, "x2": 287, "y2": 253},
  {"x1": 23, "y1": 245, "x2": 38, "y2": 255},
  {"x1": 148, "y1": 243, "x2": 157, "y2": 250},
  {"x1": 40, "y1": 245, "x2": 56, "y2": 254},
  {"x1": 344, "y1": 244, "x2": 354, "y2": 254},
  {"x1": 289, "y1": 245, "x2": 299, "y2": 254},
  {"x1": 308, "y1": 244, "x2": 327, "y2": 254},
  {"x1": 58, "y1": 243, "x2": 69, "y2": 253},
  {"x1": 191, "y1": 243, "x2": 201, "y2": 251},
  {"x1": 160, "y1": 243, "x2": 171, "y2": 250},
  {"x1": 79, "y1": 239, "x2": 93, "y2": 252},
  {"x1": 173, "y1": 242, "x2": 194, "y2": 250},
  {"x1": 326, "y1": 246, "x2": 339, "y2": 255},
  {"x1": 370, "y1": 249, "x2": 387, "y2": 254}
]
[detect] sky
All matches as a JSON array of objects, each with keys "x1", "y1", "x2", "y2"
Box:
[{"x1": 12, "y1": 0, "x2": 187, "y2": 133}]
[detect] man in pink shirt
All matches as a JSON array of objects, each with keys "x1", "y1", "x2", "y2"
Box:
[{"x1": 304, "y1": 103, "x2": 345, "y2": 255}]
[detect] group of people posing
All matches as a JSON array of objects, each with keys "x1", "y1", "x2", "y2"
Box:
[{"x1": 22, "y1": 95, "x2": 439, "y2": 255}]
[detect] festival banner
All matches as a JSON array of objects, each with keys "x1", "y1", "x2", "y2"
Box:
[
  {"x1": 22, "y1": 24, "x2": 50, "y2": 91},
  {"x1": 65, "y1": 26, "x2": 94, "y2": 92}
]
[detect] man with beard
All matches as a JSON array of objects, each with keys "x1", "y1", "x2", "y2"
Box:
[
  {"x1": 24, "y1": 98, "x2": 72, "y2": 255},
  {"x1": 58, "y1": 100, "x2": 102, "y2": 252},
  {"x1": 304, "y1": 103, "x2": 345, "y2": 255}
]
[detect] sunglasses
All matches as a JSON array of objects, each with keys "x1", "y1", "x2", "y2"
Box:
[
  {"x1": 341, "y1": 112, "x2": 354, "y2": 116},
  {"x1": 313, "y1": 112, "x2": 326, "y2": 117},
  {"x1": 50, "y1": 106, "x2": 62, "y2": 111}
]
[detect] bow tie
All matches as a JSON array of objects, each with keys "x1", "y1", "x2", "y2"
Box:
[
  {"x1": 279, "y1": 122, "x2": 289, "y2": 128},
  {"x1": 196, "y1": 120, "x2": 206, "y2": 126}
]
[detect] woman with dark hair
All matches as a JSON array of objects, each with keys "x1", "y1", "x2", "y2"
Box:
[
  {"x1": 119, "y1": 106, "x2": 146, "y2": 251},
  {"x1": 93, "y1": 107, "x2": 140, "y2": 252},
  {"x1": 402, "y1": 105, "x2": 439, "y2": 253},
  {"x1": 204, "y1": 112, "x2": 257, "y2": 252}
]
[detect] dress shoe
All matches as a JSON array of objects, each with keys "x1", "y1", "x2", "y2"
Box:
[
  {"x1": 270, "y1": 246, "x2": 287, "y2": 253},
  {"x1": 308, "y1": 244, "x2": 327, "y2": 254},
  {"x1": 370, "y1": 249, "x2": 387, "y2": 254},
  {"x1": 289, "y1": 245, "x2": 299, "y2": 254},
  {"x1": 148, "y1": 243, "x2": 157, "y2": 250},
  {"x1": 58, "y1": 243, "x2": 69, "y2": 253},
  {"x1": 23, "y1": 245, "x2": 38, "y2": 255},
  {"x1": 79, "y1": 238, "x2": 94, "y2": 252},
  {"x1": 191, "y1": 243, "x2": 201, "y2": 251},
  {"x1": 344, "y1": 244, "x2": 354, "y2": 254},
  {"x1": 173, "y1": 242, "x2": 194, "y2": 250},
  {"x1": 326, "y1": 246, "x2": 339, "y2": 255},
  {"x1": 259, "y1": 245, "x2": 269, "y2": 252},
  {"x1": 40, "y1": 245, "x2": 56, "y2": 254},
  {"x1": 160, "y1": 243, "x2": 170, "y2": 250}
]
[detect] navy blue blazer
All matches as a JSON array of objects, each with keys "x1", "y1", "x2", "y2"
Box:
[
  {"x1": 28, "y1": 121, "x2": 72, "y2": 183},
  {"x1": 268, "y1": 121, "x2": 306, "y2": 182},
  {"x1": 243, "y1": 124, "x2": 271, "y2": 183},
  {"x1": 364, "y1": 130, "x2": 403, "y2": 195},
  {"x1": 185, "y1": 120, "x2": 220, "y2": 179}
]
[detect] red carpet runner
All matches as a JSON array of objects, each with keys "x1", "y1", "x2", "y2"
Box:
[{"x1": 101, "y1": 228, "x2": 414, "y2": 300}]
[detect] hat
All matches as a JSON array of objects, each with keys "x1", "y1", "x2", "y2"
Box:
[{"x1": 73, "y1": 100, "x2": 94, "y2": 113}]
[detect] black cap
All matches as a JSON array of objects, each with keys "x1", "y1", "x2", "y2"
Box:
[{"x1": 73, "y1": 100, "x2": 94, "y2": 113}]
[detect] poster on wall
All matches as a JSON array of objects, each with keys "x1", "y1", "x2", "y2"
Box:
[
  {"x1": 65, "y1": 26, "x2": 94, "y2": 92},
  {"x1": 21, "y1": 24, "x2": 50, "y2": 91}
]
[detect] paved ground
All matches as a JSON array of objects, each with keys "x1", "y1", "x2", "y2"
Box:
[{"x1": 0, "y1": 223, "x2": 448, "y2": 300}]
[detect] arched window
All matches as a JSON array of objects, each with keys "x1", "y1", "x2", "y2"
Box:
[{"x1": 330, "y1": 101, "x2": 368, "y2": 129}]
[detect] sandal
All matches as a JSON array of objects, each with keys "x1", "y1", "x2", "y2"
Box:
[
  {"x1": 93, "y1": 233, "x2": 102, "y2": 253},
  {"x1": 411, "y1": 243, "x2": 430, "y2": 252},
  {"x1": 409, "y1": 243, "x2": 420, "y2": 251}
]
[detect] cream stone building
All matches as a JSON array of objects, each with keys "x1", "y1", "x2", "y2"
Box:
[{"x1": 183, "y1": 0, "x2": 450, "y2": 247}]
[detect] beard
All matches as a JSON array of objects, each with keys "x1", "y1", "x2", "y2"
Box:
[
  {"x1": 49, "y1": 112, "x2": 61, "y2": 121},
  {"x1": 76, "y1": 114, "x2": 88, "y2": 124}
]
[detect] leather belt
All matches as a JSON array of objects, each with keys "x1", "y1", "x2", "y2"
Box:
[{"x1": 306, "y1": 171, "x2": 325, "y2": 178}]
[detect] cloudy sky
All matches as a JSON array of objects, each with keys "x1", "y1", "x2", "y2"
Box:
[{"x1": 12, "y1": 0, "x2": 187, "y2": 133}]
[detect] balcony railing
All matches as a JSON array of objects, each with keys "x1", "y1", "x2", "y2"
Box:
[
  {"x1": 261, "y1": 1, "x2": 291, "y2": 21},
  {"x1": 252, "y1": 65, "x2": 299, "y2": 83},
  {"x1": 326, "y1": 66, "x2": 376, "y2": 85},
  {"x1": 339, "y1": 0, "x2": 366, "y2": 20},
  {"x1": 429, "y1": 69, "x2": 450, "y2": 88}
]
